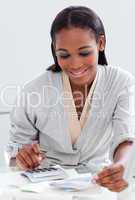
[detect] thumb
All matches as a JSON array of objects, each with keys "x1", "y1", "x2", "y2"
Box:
[
  {"x1": 38, "y1": 152, "x2": 46, "y2": 161},
  {"x1": 32, "y1": 143, "x2": 40, "y2": 154}
]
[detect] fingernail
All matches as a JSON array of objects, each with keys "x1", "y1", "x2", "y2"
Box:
[
  {"x1": 93, "y1": 175, "x2": 99, "y2": 180},
  {"x1": 38, "y1": 155, "x2": 42, "y2": 161},
  {"x1": 91, "y1": 179, "x2": 97, "y2": 184}
]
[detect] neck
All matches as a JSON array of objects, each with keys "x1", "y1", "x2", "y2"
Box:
[
  {"x1": 70, "y1": 72, "x2": 96, "y2": 96},
  {"x1": 70, "y1": 82, "x2": 91, "y2": 95}
]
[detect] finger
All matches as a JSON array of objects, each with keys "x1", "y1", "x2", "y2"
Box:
[
  {"x1": 24, "y1": 147, "x2": 41, "y2": 168},
  {"x1": 40, "y1": 152, "x2": 46, "y2": 160},
  {"x1": 32, "y1": 143, "x2": 40, "y2": 154},
  {"x1": 31, "y1": 143, "x2": 46, "y2": 160},
  {"x1": 108, "y1": 180, "x2": 128, "y2": 192},
  {"x1": 99, "y1": 179, "x2": 128, "y2": 190},
  {"x1": 19, "y1": 149, "x2": 35, "y2": 168},
  {"x1": 97, "y1": 164, "x2": 124, "y2": 179},
  {"x1": 97, "y1": 171, "x2": 123, "y2": 184},
  {"x1": 26, "y1": 145, "x2": 45, "y2": 167},
  {"x1": 114, "y1": 183, "x2": 128, "y2": 192},
  {"x1": 25, "y1": 143, "x2": 44, "y2": 162},
  {"x1": 16, "y1": 153, "x2": 30, "y2": 170},
  {"x1": 109, "y1": 185, "x2": 127, "y2": 192},
  {"x1": 16, "y1": 159, "x2": 28, "y2": 170},
  {"x1": 97, "y1": 165, "x2": 123, "y2": 178},
  {"x1": 31, "y1": 146, "x2": 46, "y2": 162}
]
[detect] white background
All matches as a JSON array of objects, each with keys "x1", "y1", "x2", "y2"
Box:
[
  {"x1": 0, "y1": 0, "x2": 135, "y2": 167},
  {"x1": 0, "y1": 0, "x2": 135, "y2": 111}
]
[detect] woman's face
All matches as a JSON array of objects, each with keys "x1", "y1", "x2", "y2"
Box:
[{"x1": 54, "y1": 27, "x2": 104, "y2": 87}]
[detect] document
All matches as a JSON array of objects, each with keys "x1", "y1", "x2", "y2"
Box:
[
  {"x1": 20, "y1": 167, "x2": 98, "y2": 193},
  {"x1": 49, "y1": 174, "x2": 93, "y2": 191}
]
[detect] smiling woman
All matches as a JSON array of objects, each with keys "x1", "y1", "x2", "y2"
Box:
[
  {"x1": 7, "y1": 6, "x2": 135, "y2": 193},
  {"x1": 48, "y1": 6, "x2": 107, "y2": 72},
  {"x1": 54, "y1": 28, "x2": 99, "y2": 87}
]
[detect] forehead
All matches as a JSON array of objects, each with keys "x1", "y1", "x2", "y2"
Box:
[{"x1": 55, "y1": 27, "x2": 96, "y2": 49}]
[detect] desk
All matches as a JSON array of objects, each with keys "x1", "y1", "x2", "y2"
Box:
[
  {"x1": 0, "y1": 167, "x2": 135, "y2": 200},
  {"x1": 0, "y1": 166, "x2": 117, "y2": 200},
  {"x1": 0, "y1": 166, "x2": 120, "y2": 200}
]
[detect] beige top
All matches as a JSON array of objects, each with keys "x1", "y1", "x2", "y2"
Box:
[{"x1": 62, "y1": 70, "x2": 98, "y2": 144}]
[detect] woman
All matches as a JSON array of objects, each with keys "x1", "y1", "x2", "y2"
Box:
[{"x1": 7, "y1": 6, "x2": 135, "y2": 192}]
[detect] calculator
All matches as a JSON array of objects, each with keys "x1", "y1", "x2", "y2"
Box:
[{"x1": 21, "y1": 165, "x2": 68, "y2": 183}]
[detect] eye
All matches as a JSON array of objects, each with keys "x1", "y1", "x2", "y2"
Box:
[
  {"x1": 56, "y1": 54, "x2": 70, "y2": 59},
  {"x1": 59, "y1": 54, "x2": 70, "y2": 59},
  {"x1": 79, "y1": 51, "x2": 93, "y2": 57}
]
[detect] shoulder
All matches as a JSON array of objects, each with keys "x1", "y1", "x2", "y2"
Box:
[
  {"x1": 99, "y1": 65, "x2": 135, "y2": 90},
  {"x1": 22, "y1": 70, "x2": 62, "y2": 93}
]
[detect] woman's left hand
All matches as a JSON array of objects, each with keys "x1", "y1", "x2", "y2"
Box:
[{"x1": 92, "y1": 163, "x2": 128, "y2": 192}]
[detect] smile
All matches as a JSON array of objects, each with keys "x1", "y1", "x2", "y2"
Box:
[{"x1": 68, "y1": 68, "x2": 89, "y2": 78}]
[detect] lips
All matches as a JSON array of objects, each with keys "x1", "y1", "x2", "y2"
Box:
[{"x1": 67, "y1": 67, "x2": 89, "y2": 78}]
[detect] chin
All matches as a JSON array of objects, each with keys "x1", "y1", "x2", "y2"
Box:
[{"x1": 67, "y1": 67, "x2": 96, "y2": 87}]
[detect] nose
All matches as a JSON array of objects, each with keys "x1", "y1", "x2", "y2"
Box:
[{"x1": 69, "y1": 55, "x2": 83, "y2": 69}]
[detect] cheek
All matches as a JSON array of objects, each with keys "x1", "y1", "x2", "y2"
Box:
[
  {"x1": 85, "y1": 54, "x2": 97, "y2": 65},
  {"x1": 57, "y1": 58, "x2": 68, "y2": 69}
]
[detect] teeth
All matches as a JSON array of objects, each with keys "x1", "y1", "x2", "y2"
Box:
[
  {"x1": 72, "y1": 71, "x2": 84, "y2": 75},
  {"x1": 69, "y1": 69, "x2": 87, "y2": 77}
]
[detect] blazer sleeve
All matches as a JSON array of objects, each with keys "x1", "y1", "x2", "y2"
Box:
[
  {"x1": 6, "y1": 89, "x2": 39, "y2": 159},
  {"x1": 110, "y1": 78, "x2": 135, "y2": 161}
]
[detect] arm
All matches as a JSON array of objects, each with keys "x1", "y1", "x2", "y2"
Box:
[
  {"x1": 7, "y1": 89, "x2": 39, "y2": 168},
  {"x1": 93, "y1": 141, "x2": 135, "y2": 192},
  {"x1": 113, "y1": 140, "x2": 134, "y2": 166},
  {"x1": 93, "y1": 76, "x2": 135, "y2": 192}
]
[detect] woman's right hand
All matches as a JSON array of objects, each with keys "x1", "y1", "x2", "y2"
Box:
[{"x1": 16, "y1": 143, "x2": 46, "y2": 170}]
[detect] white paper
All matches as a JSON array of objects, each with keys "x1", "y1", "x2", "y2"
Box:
[
  {"x1": 49, "y1": 174, "x2": 93, "y2": 191},
  {"x1": 20, "y1": 170, "x2": 96, "y2": 193}
]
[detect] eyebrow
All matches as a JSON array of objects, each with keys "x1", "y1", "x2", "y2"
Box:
[{"x1": 56, "y1": 45, "x2": 92, "y2": 52}]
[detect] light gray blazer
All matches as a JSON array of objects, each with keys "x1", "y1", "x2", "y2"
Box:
[{"x1": 7, "y1": 65, "x2": 135, "y2": 174}]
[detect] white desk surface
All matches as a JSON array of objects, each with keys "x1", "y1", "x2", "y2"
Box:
[{"x1": 0, "y1": 167, "x2": 135, "y2": 200}]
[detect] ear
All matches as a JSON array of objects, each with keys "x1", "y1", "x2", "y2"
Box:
[{"x1": 98, "y1": 35, "x2": 105, "y2": 51}]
